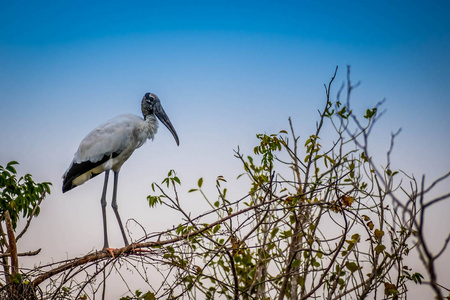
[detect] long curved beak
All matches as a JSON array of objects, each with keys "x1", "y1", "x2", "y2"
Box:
[{"x1": 155, "y1": 103, "x2": 180, "y2": 146}]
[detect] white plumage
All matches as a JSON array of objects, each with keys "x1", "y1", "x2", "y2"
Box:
[
  {"x1": 64, "y1": 114, "x2": 159, "y2": 188},
  {"x1": 62, "y1": 93, "x2": 179, "y2": 249}
]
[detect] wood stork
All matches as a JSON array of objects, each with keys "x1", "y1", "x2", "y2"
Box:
[{"x1": 62, "y1": 93, "x2": 179, "y2": 249}]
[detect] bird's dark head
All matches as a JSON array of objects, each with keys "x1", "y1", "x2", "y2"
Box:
[
  {"x1": 141, "y1": 92, "x2": 179, "y2": 146},
  {"x1": 141, "y1": 92, "x2": 160, "y2": 116}
]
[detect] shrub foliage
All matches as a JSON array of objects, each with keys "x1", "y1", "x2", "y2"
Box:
[{"x1": 1, "y1": 67, "x2": 448, "y2": 299}]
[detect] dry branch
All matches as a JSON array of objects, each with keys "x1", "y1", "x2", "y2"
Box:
[{"x1": 0, "y1": 249, "x2": 41, "y2": 259}]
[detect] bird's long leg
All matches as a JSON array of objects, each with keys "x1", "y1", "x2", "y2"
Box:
[
  {"x1": 112, "y1": 171, "x2": 130, "y2": 247},
  {"x1": 101, "y1": 170, "x2": 110, "y2": 249}
]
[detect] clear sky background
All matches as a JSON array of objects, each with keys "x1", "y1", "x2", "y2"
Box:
[{"x1": 1, "y1": 0, "x2": 449, "y2": 298}]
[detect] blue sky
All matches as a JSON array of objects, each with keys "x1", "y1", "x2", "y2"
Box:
[{"x1": 1, "y1": 0, "x2": 449, "y2": 297}]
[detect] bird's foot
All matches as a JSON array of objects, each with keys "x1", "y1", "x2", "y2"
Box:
[{"x1": 103, "y1": 247, "x2": 117, "y2": 258}]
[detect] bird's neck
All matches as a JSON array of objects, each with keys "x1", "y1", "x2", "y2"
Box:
[{"x1": 140, "y1": 114, "x2": 159, "y2": 139}]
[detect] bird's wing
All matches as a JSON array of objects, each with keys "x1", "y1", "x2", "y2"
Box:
[
  {"x1": 74, "y1": 114, "x2": 142, "y2": 164},
  {"x1": 62, "y1": 114, "x2": 143, "y2": 192}
]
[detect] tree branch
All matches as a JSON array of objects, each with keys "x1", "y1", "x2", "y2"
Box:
[{"x1": 4, "y1": 211, "x2": 18, "y2": 279}]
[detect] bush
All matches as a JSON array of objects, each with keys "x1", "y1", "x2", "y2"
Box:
[{"x1": 1, "y1": 67, "x2": 448, "y2": 299}]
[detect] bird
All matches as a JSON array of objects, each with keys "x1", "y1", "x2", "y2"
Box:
[{"x1": 62, "y1": 92, "x2": 179, "y2": 250}]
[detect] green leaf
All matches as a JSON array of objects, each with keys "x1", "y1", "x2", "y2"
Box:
[
  {"x1": 364, "y1": 107, "x2": 377, "y2": 119},
  {"x1": 147, "y1": 195, "x2": 161, "y2": 207},
  {"x1": 10, "y1": 272, "x2": 22, "y2": 284},
  {"x1": 162, "y1": 178, "x2": 169, "y2": 187},
  {"x1": 346, "y1": 241, "x2": 355, "y2": 251},
  {"x1": 6, "y1": 163, "x2": 18, "y2": 174},
  {"x1": 271, "y1": 227, "x2": 279, "y2": 238},
  {"x1": 236, "y1": 173, "x2": 246, "y2": 180},
  {"x1": 0, "y1": 161, "x2": 51, "y2": 230},
  {"x1": 7, "y1": 161, "x2": 19, "y2": 166},
  {"x1": 375, "y1": 244, "x2": 386, "y2": 254},
  {"x1": 198, "y1": 177, "x2": 203, "y2": 188},
  {"x1": 176, "y1": 224, "x2": 186, "y2": 235},
  {"x1": 374, "y1": 229, "x2": 384, "y2": 240},
  {"x1": 292, "y1": 259, "x2": 301, "y2": 268},
  {"x1": 345, "y1": 261, "x2": 359, "y2": 273},
  {"x1": 144, "y1": 292, "x2": 156, "y2": 300},
  {"x1": 351, "y1": 233, "x2": 360, "y2": 242},
  {"x1": 212, "y1": 224, "x2": 221, "y2": 234},
  {"x1": 280, "y1": 230, "x2": 292, "y2": 239},
  {"x1": 412, "y1": 272, "x2": 424, "y2": 284},
  {"x1": 304, "y1": 154, "x2": 310, "y2": 163}
]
